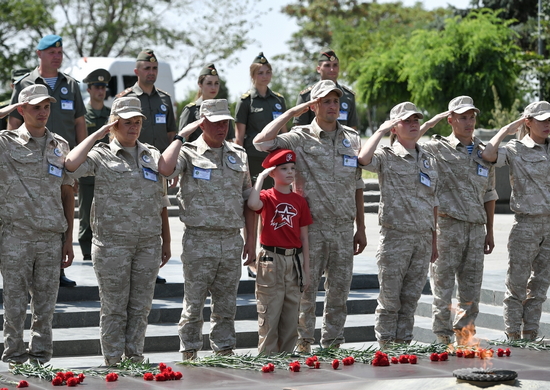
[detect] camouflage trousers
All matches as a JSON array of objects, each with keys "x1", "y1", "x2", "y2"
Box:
[
  {"x1": 430, "y1": 216, "x2": 485, "y2": 336},
  {"x1": 178, "y1": 228, "x2": 243, "y2": 352},
  {"x1": 298, "y1": 223, "x2": 354, "y2": 348},
  {"x1": 0, "y1": 230, "x2": 61, "y2": 364},
  {"x1": 77, "y1": 178, "x2": 94, "y2": 257},
  {"x1": 503, "y1": 214, "x2": 550, "y2": 335},
  {"x1": 256, "y1": 249, "x2": 302, "y2": 354},
  {"x1": 92, "y1": 236, "x2": 161, "y2": 365},
  {"x1": 375, "y1": 228, "x2": 432, "y2": 342}
]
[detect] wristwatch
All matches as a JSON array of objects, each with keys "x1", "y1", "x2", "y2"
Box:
[{"x1": 173, "y1": 134, "x2": 185, "y2": 143}]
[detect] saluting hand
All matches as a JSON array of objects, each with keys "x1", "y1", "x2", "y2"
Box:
[
  {"x1": 502, "y1": 116, "x2": 525, "y2": 135},
  {"x1": 378, "y1": 118, "x2": 400, "y2": 135},
  {"x1": 96, "y1": 120, "x2": 118, "y2": 140},
  {"x1": 179, "y1": 118, "x2": 204, "y2": 139}
]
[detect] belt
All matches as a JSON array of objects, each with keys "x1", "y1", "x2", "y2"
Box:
[{"x1": 261, "y1": 244, "x2": 302, "y2": 256}]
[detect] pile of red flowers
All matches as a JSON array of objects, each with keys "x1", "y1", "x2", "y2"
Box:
[
  {"x1": 305, "y1": 355, "x2": 319, "y2": 368},
  {"x1": 288, "y1": 361, "x2": 301, "y2": 372},
  {"x1": 51, "y1": 371, "x2": 85, "y2": 386},
  {"x1": 261, "y1": 363, "x2": 275, "y2": 373},
  {"x1": 497, "y1": 348, "x2": 511, "y2": 357},
  {"x1": 143, "y1": 362, "x2": 183, "y2": 381},
  {"x1": 390, "y1": 354, "x2": 418, "y2": 364},
  {"x1": 429, "y1": 352, "x2": 448, "y2": 361},
  {"x1": 372, "y1": 351, "x2": 390, "y2": 366},
  {"x1": 342, "y1": 356, "x2": 355, "y2": 366}
]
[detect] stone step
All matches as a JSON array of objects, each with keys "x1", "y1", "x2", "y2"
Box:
[
  {"x1": 2, "y1": 314, "x2": 376, "y2": 357},
  {"x1": 0, "y1": 290, "x2": 380, "y2": 331},
  {"x1": 363, "y1": 179, "x2": 379, "y2": 191},
  {"x1": 363, "y1": 190, "x2": 380, "y2": 203},
  {"x1": 364, "y1": 202, "x2": 379, "y2": 213}
]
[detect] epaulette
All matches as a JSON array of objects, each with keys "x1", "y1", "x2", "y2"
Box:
[
  {"x1": 229, "y1": 143, "x2": 246, "y2": 152},
  {"x1": 0, "y1": 99, "x2": 10, "y2": 107},
  {"x1": 157, "y1": 88, "x2": 171, "y2": 97},
  {"x1": 13, "y1": 73, "x2": 30, "y2": 84},
  {"x1": 299, "y1": 85, "x2": 314, "y2": 95},
  {"x1": 185, "y1": 102, "x2": 197, "y2": 108},
  {"x1": 240, "y1": 91, "x2": 251, "y2": 100},
  {"x1": 51, "y1": 132, "x2": 70, "y2": 147},
  {"x1": 340, "y1": 84, "x2": 356, "y2": 95},
  {"x1": 116, "y1": 88, "x2": 133, "y2": 98},
  {"x1": 432, "y1": 134, "x2": 443, "y2": 140},
  {"x1": 62, "y1": 72, "x2": 80, "y2": 83},
  {"x1": 273, "y1": 91, "x2": 284, "y2": 98}
]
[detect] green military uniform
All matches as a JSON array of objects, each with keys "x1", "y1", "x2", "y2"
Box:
[
  {"x1": 294, "y1": 82, "x2": 357, "y2": 127},
  {"x1": 9, "y1": 68, "x2": 86, "y2": 148}
]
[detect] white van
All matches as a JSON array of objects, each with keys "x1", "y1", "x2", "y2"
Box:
[{"x1": 63, "y1": 57, "x2": 176, "y2": 106}]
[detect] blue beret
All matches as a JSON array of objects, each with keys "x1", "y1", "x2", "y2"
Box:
[{"x1": 37, "y1": 35, "x2": 63, "y2": 50}]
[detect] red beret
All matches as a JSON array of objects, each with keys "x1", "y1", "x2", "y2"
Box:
[{"x1": 262, "y1": 149, "x2": 296, "y2": 168}]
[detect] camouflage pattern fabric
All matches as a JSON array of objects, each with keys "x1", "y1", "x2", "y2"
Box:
[
  {"x1": 178, "y1": 228, "x2": 243, "y2": 352},
  {"x1": 169, "y1": 136, "x2": 252, "y2": 228},
  {"x1": 422, "y1": 133, "x2": 498, "y2": 223},
  {"x1": 430, "y1": 216, "x2": 485, "y2": 336},
  {"x1": 364, "y1": 141, "x2": 438, "y2": 232},
  {"x1": 92, "y1": 236, "x2": 161, "y2": 365},
  {"x1": 375, "y1": 228, "x2": 432, "y2": 342},
  {"x1": 256, "y1": 249, "x2": 302, "y2": 354}
]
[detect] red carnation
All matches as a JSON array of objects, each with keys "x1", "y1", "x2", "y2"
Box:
[
  {"x1": 55, "y1": 372, "x2": 64, "y2": 378},
  {"x1": 430, "y1": 352, "x2": 439, "y2": 361},
  {"x1": 51, "y1": 376, "x2": 64, "y2": 386},
  {"x1": 314, "y1": 361, "x2": 320, "y2": 369},
  {"x1": 267, "y1": 363, "x2": 275, "y2": 372},
  {"x1": 497, "y1": 348, "x2": 504, "y2": 357},
  {"x1": 155, "y1": 373, "x2": 167, "y2": 381},
  {"x1": 64, "y1": 371, "x2": 75, "y2": 380},
  {"x1": 105, "y1": 372, "x2": 118, "y2": 382},
  {"x1": 261, "y1": 365, "x2": 271, "y2": 373},
  {"x1": 143, "y1": 372, "x2": 154, "y2": 381},
  {"x1": 159, "y1": 362, "x2": 167, "y2": 371},
  {"x1": 332, "y1": 359, "x2": 340, "y2": 370},
  {"x1": 456, "y1": 349, "x2": 464, "y2": 357},
  {"x1": 67, "y1": 377, "x2": 79, "y2": 387},
  {"x1": 174, "y1": 371, "x2": 183, "y2": 380},
  {"x1": 17, "y1": 381, "x2": 28, "y2": 388},
  {"x1": 505, "y1": 348, "x2": 511, "y2": 356},
  {"x1": 398, "y1": 355, "x2": 409, "y2": 364},
  {"x1": 409, "y1": 355, "x2": 418, "y2": 364},
  {"x1": 305, "y1": 357, "x2": 315, "y2": 367},
  {"x1": 312, "y1": 355, "x2": 318, "y2": 361},
  {"x1": 77, "y1": 373, "x2": 85, "y2": 383},
  {"x1": 372, "y1": 351, "x2": 390, "y2": 366},
  {"x1": 438, "y1": 352, "x2": 449, "y2": 361},
  {"x1": 391, "y1": 357, "x2": 399, "y2": 364}
]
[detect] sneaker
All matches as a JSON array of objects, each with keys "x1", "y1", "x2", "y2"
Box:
[
  {"x1": 182, "y1": 350, "x2": 197, "y2": 360},
  {"x1": 215, "y1": 349, "x2": 234, "y2": 357},
  {"x1": 296, "y1": 340, "x2": 311, "y2": 354},
  {"x1": 436, "y1": 335, "x2": 452, "y2": 345},
  {"x1": 506, "y1": 332, "x2": 521, "y2": 341}
]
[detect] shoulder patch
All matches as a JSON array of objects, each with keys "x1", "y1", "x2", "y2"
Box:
[
  {"x1": 340, "y1": 84, "x2": 356, "y2": 95},
  {"x1": 116, "y1": 88, "x2": 133, "y2": 98},
  {"x1": 157, "y1": 88, "x2": 171, "y2": 97},
  {"x1": 240, "y1": 91, "x2": 251, "y2": 100},
  {"x1": 185, "y1": 102, "x2": 197, "y2": 108},
  {"x1": 299, "y1": 85, "x2": 314, "y2": 95}
]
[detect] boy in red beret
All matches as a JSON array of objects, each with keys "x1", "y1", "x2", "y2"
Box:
[{"x1": 246, "y1": 149, "x2": 312, "y2": 354}]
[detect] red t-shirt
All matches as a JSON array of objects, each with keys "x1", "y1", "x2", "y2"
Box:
[{"x1": 257, "y1": 188, "x2": 313, "y2": 249}]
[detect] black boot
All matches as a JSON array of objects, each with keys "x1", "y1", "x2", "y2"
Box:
[{"x1": 59, "y1": 269, "x2": 76, "y2": 287}]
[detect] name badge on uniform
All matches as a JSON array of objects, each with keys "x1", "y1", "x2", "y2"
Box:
[
  {"x1": 338, "y1": 110, "x2": 348, "y2": 121},
  {"x1": 477, "y1": 164, "x2": 489, "y2": 177},
  {"x1": 48, "y1": 164, "x2": 63, "y2": 177},
  {"x1": 155, "y1": 114, "x2": 166, "y2": 124},
  {"x1": 343, "y1": 155, "x2": 358, "y2": 167},
  {"x1": 420, "y1": 172, "x2": 431, "y2": 187},
  {"x1": 61, "y1": 100, "x2": 74, "y2": 110},
  {"x1": 272, "y1": 111, "x2": 282, "y2": 120},
  {"x1": 142, "y1": 167, "x2": 158, "y2": 182},
  {"x1": 193, "y1": 167, "x2": 211, "y2": 180}
]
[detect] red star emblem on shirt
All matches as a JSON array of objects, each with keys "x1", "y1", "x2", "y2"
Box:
[{"x1": 271, "y1": 203, "x2": 298, "y2": 230}]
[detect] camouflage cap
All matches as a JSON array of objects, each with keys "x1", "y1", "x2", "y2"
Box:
[
  {"x1": 200, "y1": 63, "x2": 218, "y2": 77},
  {"x1": 448, "y1": 96, "x2": 480, "y2": 115},
  {"x1": 319, "y1": 49, "x2": 338, "y2": 62},
  {"x1": 136, "y1": 49, "x2": 157, "y2": 62},
  {"x1": 390, "y1": 102, "x2": 424, "y2": 120},
  {"x1": 200, "y1": 99, "x2": 234, "y2": 122},
  {"x1": 37, "y1": 35, "x2": 62, "y2": 50},
  {"x1": 111, "y1": 97, "x2": 146, "y2": 119},
  {"x1": 253, "y1": 52, "x2": 269, "y2": 64},
  {"x1": 11, "y1": 68, "x2": 30, "y2": 82},
  {"x1": 523, "y1": 101, "x2": 550, "y2": 121},
  {"x1": 19, "y1": 84, "x2": 57, "y2": 104},
  {"x1": 310, "y1": 80, "x2": 343, "y2": 100},
  {"x1": 83, "y1": 68, "x2": 111, "y2": 86}
]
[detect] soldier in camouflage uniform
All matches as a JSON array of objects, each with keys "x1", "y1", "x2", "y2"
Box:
[
  {"x1": 254, "y1": 80, "x2": 366, "y2": 352},
  {"x1": 178, "y1": 63, "x2": 234, "y2": 142},
  {"x1": 65, "y1": 97, "x2": 171, "y2": 365},
  {"x1": 421, "y1": 96, "x2": 498, "y2": 345},
  {"x1": 0, "y1": 85, "x2": 74, "y2": 364},
  {"x1": 158, "y1": 99, "x2": 255, "y2": 360},
  {"x1": 78, "y1": 69, "x2": 112, "y2": 260},
  {"x1": 235, "y1": 52, "x2": 287, "y2": 187},
  {"x1": 294, "y1": 49, "x2": 357, "y2": 129},
  {"x1": 482, "y1": 101, "x2": 550, "y2": 341},
  {"x1": 359, "y1": 102, "x2": 439, "y2": 348}
]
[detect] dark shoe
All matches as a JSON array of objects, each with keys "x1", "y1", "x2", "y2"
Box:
[
  {"x1": 60, "y1": 271, "x2": 76, "y2": 287},
  {"x1": 156, "y1": 275, "x2": 166, "y2": 284},
  {"x1": 247, "y1": 266, "x2": 256, "y2": 278},
  {"x1": 83, "y1": 254, "x2": 92, "y2": 261}
]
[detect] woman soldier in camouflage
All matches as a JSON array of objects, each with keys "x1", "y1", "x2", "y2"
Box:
[
  {"x1": 482, "y1": 102, "x2": 550, "y2": 341},
  {"x1": 178, "y1": 63, "x2": 234, "y2": 142},
  {"x1": 65, "y1": 97, "x2": 171, "y2": 365},
  {"x1": 235, "y1": 52, "x2": 287, "y2": 189}
]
